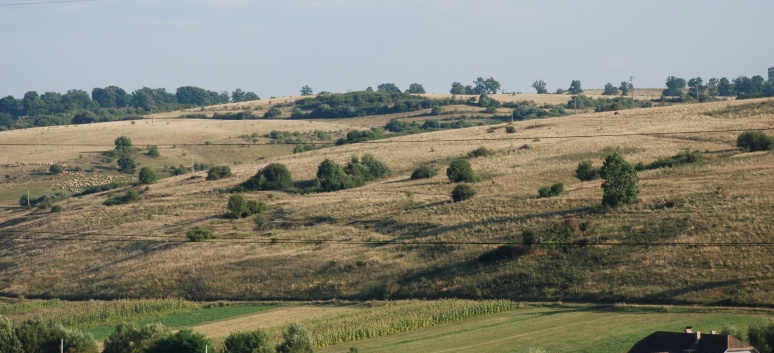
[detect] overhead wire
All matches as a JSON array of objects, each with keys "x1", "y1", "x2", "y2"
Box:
[
  {"x1": 0, "y1": 0, "x2": 95, "y2": 6},
  {"x1": 1, "y1": 230, "x2": 773, "y2": 247},
  {"x1": 0, "y1": 127, "x2": 772, "y2": 147}
]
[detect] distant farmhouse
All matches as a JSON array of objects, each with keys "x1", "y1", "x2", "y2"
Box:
[{"x1": 629, "y1": 327, "x2": 759, "y2": 353}]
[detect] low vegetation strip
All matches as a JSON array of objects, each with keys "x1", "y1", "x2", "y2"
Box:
[
  {"x1": 272, "y1": 299, "x2": 516, "y2": 348},
  {"x1": 0, "y1": 298, "x2": 191, "y2": 328}
]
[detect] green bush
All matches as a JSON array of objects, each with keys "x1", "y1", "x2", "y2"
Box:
[
  {"x1": 228, "y1": 194, "x2": 250, "y2": 218},
  {"x1": 737, "y1": 130, "x2": 774, "y2": 152},
  {"x1": 49, "y1": 164, "x2": 64, "y2": 174},
  {"x1": 186, "y1": 227, "x2": 213, "y2": 242},
  {"x1": 104, "y1": 190, "x2": 139, "y2": 206},
  {"x1": 276, "y1": 323, "x2": 313, "y2": 353},
  {"x1": 224, "y1": 329, "x2": 275, "y2": 353},
  {"x1": 538, "y1": 183, "x2": 564, "y2": 198},
  {"x1": 747, "y1": 318, "x2": 774, "y2": 353},
  {"x1": 144, "y1": 328, "x2": 210, "y2": 353},
  {"x1": 117, "y1": 155, "x2": 137, "y2": 174},
  {"x1": 446, "y1": 159, "x2": 477, "y2": 183},
  {"x1": 645, "y1": 150, "x2": 704, "y2": 169},
  {"x1": 575, "y1": 160, "x2": 598, "y2": 181},
  {"x1": 44, "y1": 324, "x2": 99, "y2": 353},
  {"x1": 263, "y1": 107, "x2": 282, "y2": 119},
  {"x1": 410, "y1": 165, "x2": 437, "y2": 180},
  {"x1": 0, "y1": 316, "x2": 23, "y2": 353},
  {"x1": 146, "y1": 145, "x2": 160, "y2": 158},
  {"x1": 600, "y1": 153, "x2": 639, "y2": 208},
  {"x1": 522, "y1": 229, "x2": 537, "y2": 246},
  {"x1": 241, "y1": 163, "x2": 293, "y2": 191},
  {"x1": 344, "y1": 154, "x2": 391, "y2": 183},
  {"x1": 315, "y1": 159, "x2": 353, "y2": 192},
  {"x1": 505, "y1": 125, "x2": 516, "y2": 133},
  {"x1": 467, "y1": 147, "x2": 493, "y2": 158},
  {"x1": 103, "y1": 322, "x2": 171, "y2": 353},
  {"x1": 247, "y1": 200, "x2": 268, "y2": 215},
  {"x1": 451, "y1": 183, "x2": 476, "y2": 202},
  {"x1": 138, "y1": 167, "x2": 158, "y2": 184},
  {"x1": 207, "y1": 166, "x2": 233, "y2": 180}
]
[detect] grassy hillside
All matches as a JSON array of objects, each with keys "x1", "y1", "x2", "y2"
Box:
[{"x1": 0, "y1": 98, "x2": 773, "y2": 306}]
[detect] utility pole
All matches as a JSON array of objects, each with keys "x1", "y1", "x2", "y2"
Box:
[
  {"x1": 630, "y1": 76, "x2": 634, "y2": 101},
  {"x1": 27, "y1": 188, "x2": 30, "y2": 208},
  {"x1": 191, "y1": 153, "x2": 195, "y2": 172},
  {"x1": 574, "y1": 96, "x2": 577, "y2": 115},
  {"x1": 61, "y1": 339, "x2": 64, "y2": 353}
]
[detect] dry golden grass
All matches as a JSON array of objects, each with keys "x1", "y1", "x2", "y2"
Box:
[{"x1": 0, "y1": 98, "x2": 773, "y2": 305}]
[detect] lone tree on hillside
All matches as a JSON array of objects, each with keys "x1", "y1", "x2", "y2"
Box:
[
  {"x1": 600, "y1": 153, "x2": 639, "y2": 207},
  {"x1": 532, "y1": 80, "x2": 548, "y2": 94},
  {"x1": 300, "y1": 85, "x2": 313, "y2": 96}
]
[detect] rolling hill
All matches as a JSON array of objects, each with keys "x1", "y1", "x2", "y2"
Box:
[{"x1": 0, "y1": 96, "x2": 773, "y2": 307}]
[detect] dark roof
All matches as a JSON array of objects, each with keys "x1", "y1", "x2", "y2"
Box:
[{"x1": 628, "y1": 331, "x2": 759, "y2": 353}]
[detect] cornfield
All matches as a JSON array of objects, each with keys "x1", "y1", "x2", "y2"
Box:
[
  {"x1": 269, "y1": 299, "x2": 517, "y2": 347},
  {"x1": 0, "y1": 298, "x2": 192, "y2": 327}
]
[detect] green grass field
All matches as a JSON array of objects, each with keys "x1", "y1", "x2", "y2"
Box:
[{"x1": 317, "y1": 305, "x2": 766, "y2": 353}]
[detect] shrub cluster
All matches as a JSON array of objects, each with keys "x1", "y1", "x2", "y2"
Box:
[
  {"x1": 207, "y1": 165, "x2": 233, "y2": 180},
  {"x1": 645, "y1": 150, "x2": 704, "y2": 170},
  {"x1": 186, "y1": 227, "x2": 213, "y2": 242},
  {"x1": 103, "y1": 189, "x2": 139, "y2": 206},
  {"x1": 477, "y1": 245, "x2": 525, "y2": 264},
  {"x1": 600, "y1": 153, "x2": 639, "y2": 208},
  {"x1": 467, "y1": 147, "x2": 493, "y2": 158},
  {"x1": 538, "y1": 183, "x2": 564, "y2": 198},
  {"x1": 315, "y1": 154, "x2": 391, "y2": 192},
  {"x1": 0, "y1": 316, "x2": 98, "y2": 353},
  {"x1": 138, "y1": 167, "x2": 158, "y2": 184},
  {"x1": 451, "y1": 183, "x2": 476, "y2": 202},
  {"x1": 240, "y1": 163, "x2": 293, "y2": 191},
  {"x1": 737, "y1": 130, "x2": 774, "y2": 152},
  {"x1": 575, "y1": 160, "x2": 599, "y2": 181},
  {"x1": 410, "y1": 165, "x2": 437, "y2": 180},
  {"x1": 49, "y1": 164, "x2": 64, "y2": 174},
  {"x1": 19, "y1": 190, "x2": 69, "y2": 209},
  {"x1": 227, "y1": 194, "x2": 268, "y2": 219}
]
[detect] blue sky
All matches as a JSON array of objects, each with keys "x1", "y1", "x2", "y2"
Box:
[{"x1": 1, "y1": 0, "x2": 772, "y2": 98}]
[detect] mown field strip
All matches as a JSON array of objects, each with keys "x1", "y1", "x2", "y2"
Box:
[
  {"x1": 192, "y1": 304, "x2": 363, "y2": 338},
  {"x1": 316, "y1": 308, "x2": 761, "y2": 353}
]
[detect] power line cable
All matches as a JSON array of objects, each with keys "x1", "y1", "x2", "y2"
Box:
[
  {"x1": 1, "y1": 127, "x2": 771, "y2": 147},
  {"x1": 0, "y1": 0, "x2": 95, "y2": 6},
  {"x1": 1, "y1": 230, "x2": 773, "y2": 247}
]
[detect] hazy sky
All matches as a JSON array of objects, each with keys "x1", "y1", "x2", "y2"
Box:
[{"x1": 1, "y1": 0, "x2": 772, "y2": 98}]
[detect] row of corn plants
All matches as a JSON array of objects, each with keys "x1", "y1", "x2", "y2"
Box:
[
  {"x1": 0, "y1": 298, "x2": 193, "y2": 327},
  {"x1": 267, "y1": 299, "x2": 517, "y2": 348}
]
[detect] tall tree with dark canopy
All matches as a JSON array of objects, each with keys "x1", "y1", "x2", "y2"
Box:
[
  {"x1": 532, "y1": 80, "x2": 548, "y2": 94},
  {"x1": 663, "y1": 76, "x2": 686, "y2": 96},
  {"x1": 300, "y1": 85, "x2": 313, "y2": 96},
  {"x1": 450, "y1": 82, "x2": 465, "y2": 94},
  {"x1": 567, "y1": 80, "x2": 583, "y2": 94},
  {"x1": 377, "y1": 83, "x2": 401, "y2": 93},
  {"x1": 600, "y1": 153, "x2": 639, "y2": 207},
  {"x1": 405, "y1": 83, "x2": 426, "y2": 94}
]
